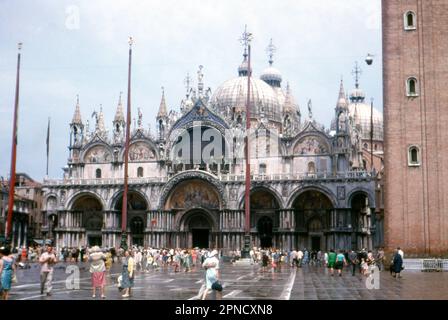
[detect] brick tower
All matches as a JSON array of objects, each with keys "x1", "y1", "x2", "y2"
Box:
[{"x1": 382, "y1": 0, "x2": 448, "y2": 256}]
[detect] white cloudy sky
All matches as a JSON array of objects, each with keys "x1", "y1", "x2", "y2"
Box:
[{"x1": 0, "y1": 0, "x2": 382, "y2": 181}]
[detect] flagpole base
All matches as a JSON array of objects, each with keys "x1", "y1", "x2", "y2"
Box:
[
  {"x1": 120, "y1": 232, "x2": 128, "y2": 251},
  {"x1": 241, "y1": 234, "x2": 251, "y2": 258}
]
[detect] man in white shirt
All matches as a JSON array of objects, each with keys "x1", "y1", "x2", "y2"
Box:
[
  {"x1": 297, "y1": 250, "x2": 304, "y2": 267},
  {"x1": 39, "y1": 245, "x2": 57, "y2": 296}
]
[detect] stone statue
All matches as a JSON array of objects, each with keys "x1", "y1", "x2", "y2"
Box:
[{"x1": 138, "y1": 108, "x2": 143, "y2": 128}]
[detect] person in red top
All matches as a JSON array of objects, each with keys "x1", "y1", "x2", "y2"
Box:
[{"x1": 21, "y1": 246, "x2": 27, "y2": 263}]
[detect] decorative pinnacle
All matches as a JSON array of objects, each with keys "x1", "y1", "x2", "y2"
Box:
[
  {"x1": 239, "y1": 25, "x2": 253, "y2": 56},
  {"x1": 76, "y1": 94, "x2": 79, "y2": 105},
  {"x1": 128, "y1": 36, "x2": 134, "y2": 47},
  {"x1": 352, "y1": 61, "x2": 362, "y2": 89},
  {"x1": 18, "y1": 42, "x2": 23, "y2": 51},
  {"x1": 266, "y1": 38, "x2": 276, "y2": 66},
  {"x1": 184, "y1": 73, "x2": 191, "y2": 97}
]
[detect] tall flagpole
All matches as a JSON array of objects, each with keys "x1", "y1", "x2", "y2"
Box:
[
  {"x1": 6, "y1": 43, "x2": 22, "y2": 245},
  {"x1": 121, "y1": 37, "x2": 133, "y2": 250},
  {"x1": 370, "y1": 98, "x2": 374, "y2": 172},
  {"x1": 46, "y1": 117, "x2": 50, "y2": 176},
  {"x1": 241, "y1": 26, "x2": 253, "y2": 256}
]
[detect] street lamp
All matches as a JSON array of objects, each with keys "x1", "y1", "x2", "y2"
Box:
[{"x1": 365, "y1": 53, "x2": 374, "y2": 66}]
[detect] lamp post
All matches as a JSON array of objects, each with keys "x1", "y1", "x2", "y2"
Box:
[{"x1": 364, "y1": 53, "x2": 375, "y2": 173}]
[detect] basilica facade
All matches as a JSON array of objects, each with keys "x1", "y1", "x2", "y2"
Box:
[{"x1": 41, "y1": 43, "x2": 384, "y2": 254}]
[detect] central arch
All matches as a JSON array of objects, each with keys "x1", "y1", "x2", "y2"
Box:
[
  {"x1": 163, "y1": 176, "x2": 222, "y2": 249},
  {"x1": 178, "y1": 209, "x2": 217, "y2": 249}
]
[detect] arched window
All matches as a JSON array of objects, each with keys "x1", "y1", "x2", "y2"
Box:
[
  {"x1": 406, "y1": 77, "x2": 419, "y2": 96},
  {"x1": 137, "y1": 167, "x2": 144, "y2": 177},
  {"x1": 95, "y1": 168, "x2": 101, "y2": 179},
  {"x1": 404, "y1": 11, "x2": 416, "y2": 30},
  {"x1": 363, "y1": 160, "x2": 367, "y2": 169},
  {"x1": 408, "y1": 146, "x2": 420, "y2": 166},
  {"x1": 259, "y1": 163, "x2": 267, "y2": 175}
]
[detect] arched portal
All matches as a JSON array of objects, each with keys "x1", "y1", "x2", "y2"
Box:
[
  {"x1": 113, "y1": 191, "x2": 148, "y2": 246},
  {"x1": 179, "y1": 209, "x2": 216, "y2": 249},
  {"x1": 165, "y1": 179, "x2": 221, "y2": 249},
  {"x1": 72, "y1": 194, "x2": 103, "y2": 246},
  {"x1": 292, "y1": 190, "x2": 333, "y2": 251},
  {"x1": 245, "y1": 188, "x2": 280, "y2": 249},
  {"x1": 257, "y1": 216, "x2": 273, "y2": 248},
  {"x1": 350, "y1": 192, "x2": 372, "y2": 250}
]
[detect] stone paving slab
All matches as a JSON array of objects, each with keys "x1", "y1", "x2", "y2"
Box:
[{"x1": 7, "y1": 262, "x2": 448, "y2": 300}]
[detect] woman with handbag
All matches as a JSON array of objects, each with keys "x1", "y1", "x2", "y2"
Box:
[
  {"x1": 89, "y1": 246, "x2": 106, "y2": 299},
  {"x1": 121, "y1": 250, "x2": 134, "y2": 298},
  {"x1": 0, "y1": 246, "x2": 16, "y2": 300},
  {"x1": 201, "y1": 250, "x2": 221, "y2": 300}
]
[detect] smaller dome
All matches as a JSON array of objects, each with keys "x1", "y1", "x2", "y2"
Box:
[
  {"x1": 349, "y1": 88, "x2": 366, "y2": 102},
  {"x1": 260, "y1": 66, "x2": 282, "y2": 83},
  {"x1": 238, "y1": 58, "x2": 249, "y2": 76}
]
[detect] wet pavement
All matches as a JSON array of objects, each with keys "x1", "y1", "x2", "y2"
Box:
[{"x1": 7, "y1": 261, "x2": 448, "y2": 300}]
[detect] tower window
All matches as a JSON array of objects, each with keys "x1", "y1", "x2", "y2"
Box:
[
  {"x1": 408, "y1": 146, "x2": 420, "y2": 166},
  {"x1": 137, "y1": 167, "x2": 144, "y2": 177},
  {"x1": 404, "y1": 11, "x2": 416, "y2": 30},
  {"x1": 95, "y1": 168, "x2": 102, "y2": 178},
  {"x1": 406, "y1": 77, "x2": 419, "y2": 96}
]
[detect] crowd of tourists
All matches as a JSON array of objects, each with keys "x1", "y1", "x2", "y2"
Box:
[{"x1": 0, "y1": 244, "x2": 405, "y2": 300}]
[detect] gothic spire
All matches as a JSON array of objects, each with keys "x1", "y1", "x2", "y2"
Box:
[
  {"x1": 336, "y1": 78, "x2": 348, "y2": 109},
  {"x1": 283, "y1": 82, "x2": 295, "y2": 114},
  {"x1": 114, "y1": 92, "x2": 125, "y2": 123},
  {"x1": 157, "y1": 87, "x2": 167, "y2": 118},
  {"x1": 97, "y1": 105, "x2": 106, "y2": 132},
  {"x1": 71, "y1": 95, "x2": 82, "y2": 124}
]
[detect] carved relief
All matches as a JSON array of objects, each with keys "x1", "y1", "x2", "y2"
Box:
[
  {"x1": 46, "y1": 196, "x2": 57, "y2": 211},
  {"x1": 129, "y1": 142, "x2": 156, "y2": 161},
  {"x1": 85, "y1": 145, "x2": 111, "y2": 163},
  {"x1": 294, "y1": 137, "x2": 328, "y2": 155},
  {"x1": 229, "y1": 188, "x2": 238, "y2": 201}
]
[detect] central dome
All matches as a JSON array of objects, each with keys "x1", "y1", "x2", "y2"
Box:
[{"x1": 210, "y1": 76, "x2": 282, "y2": 123}]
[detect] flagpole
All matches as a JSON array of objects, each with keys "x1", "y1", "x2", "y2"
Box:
[
  {"x1": 121, "y1": 37, "x2": 133, "y2": 250},
  {"x1": 6, "y1": 43, "x2": 22, "y2": 245},
  {"x1": 242, "y1": 26, "x2": 253, "y2": 257},
  {"x1": 46, "y1": 117, "x2": 50, "y2": 177},
  {"x1": 370, "y1": 98, "x2": 374, "y2": 172}
]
